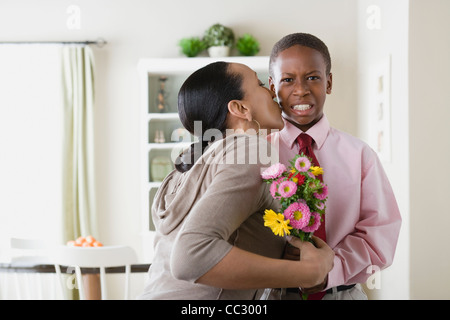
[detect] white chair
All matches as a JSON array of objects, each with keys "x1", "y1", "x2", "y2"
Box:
[
  {"x1": 6, "y1": 238, "x2": 56, "y2": 299},
  {"x1": 52, "y1": 245, "x2": 137, "y2": 300},
  {"x1": 9, "y1": 238, "x2": 51, "y2": 263}
]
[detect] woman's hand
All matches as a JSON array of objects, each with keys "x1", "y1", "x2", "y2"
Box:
[
  {"x1": 196, "y1": 236, "x2": 333, "y2": 290},
  {"x1": 286, "y1": 236, "x2": 334, "y2": 288},
  {"x1": 283, "y1": 242, "x2": 300, "y2": 261}
]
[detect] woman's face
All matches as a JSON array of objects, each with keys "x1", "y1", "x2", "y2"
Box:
[{"x1": 230, "y1": 63, "x2": 284, "y2": 133}]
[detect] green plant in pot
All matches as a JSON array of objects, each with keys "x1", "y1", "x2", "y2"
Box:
[
  {"x1": 179, "y1": 37, "x2": 206, "y2": 57},
  {"x1": 203, "y1": 23, "x2": 235, "y2": 57},
  {"x1": 236, "y1": 34, "x2": 260, "y2": 56}
]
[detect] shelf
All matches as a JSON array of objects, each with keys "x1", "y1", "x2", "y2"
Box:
[
  {"x1": 138, "y1": 56, "x2": 270, "y2": 76},
  {"x1": 147, "y1": 142, "x2": 190, "y2": 150},
  {"x1": 148, "y1": 181, "x2": 161, "y2": 189},
  {"x1": 148, "y1": 141, "x2": 190, "y2": 151},
  {"x1": 147, "y1": 113, "x2": 179, "y2": 120},
  {"x1": 138, "y1": 56, "x2": 270, "y2": 262},
  {"x1": 147, "y1": 116, "x2": 189, "y2": 144}
]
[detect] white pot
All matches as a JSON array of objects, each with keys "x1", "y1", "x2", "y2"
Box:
[{"x1": 207, "y1": 46, "x2": 230, "y2": 57}]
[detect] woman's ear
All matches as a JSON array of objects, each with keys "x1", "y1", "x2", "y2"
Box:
[{"x1": 227, "y1": 100, "x2": 251, "y2": 121}]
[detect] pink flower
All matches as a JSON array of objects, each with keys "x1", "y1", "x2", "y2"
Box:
[
  {"x1": 314, "y1": 184, "x2": 328, "y2": 200},
  {"x1": 284, "y1": 202, "x2": 311, "y2": 230},
  {"x1": 261, "y1": 163, "x2": 287, "y2": 180},
  {"x1": 303, "y1": 212, "x2": 321, "y2": 233},
  {"x1": 295, "y1": 156, "x2": 311, "y2": 172},
  {"x1": 316, "y1": 202, "x2": 325, "y2": 211},
  {"x1": 278, "y1": 180, "x2": 297, "y2": 198},
  {"x1": 269, "y1": 178, "x2": 283, "y2": 199}
]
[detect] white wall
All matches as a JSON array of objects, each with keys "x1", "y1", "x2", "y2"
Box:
[
  {"x1": 409, "y1": 0, "x2": 450, "y2": 300},
  {"x1": 357, "y1": 0, "x2": 450, "y2": 300},
  {"x1": 356, "y1": 0, "x2": 410, "y2": 300},
  {"x1": 0, "y1": 0, "x2": 358, "y2": 264}
]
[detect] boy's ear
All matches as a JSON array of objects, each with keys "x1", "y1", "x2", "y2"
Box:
[
  {"x1": 227, "y1": 100, "x2": 251, "y2": 121},
  {"x1": 326, "y1": 73, "x2": 333, "y2": 94},
  {"x1": 268, "y1": 76, "x2": 276, "y2": 93}
]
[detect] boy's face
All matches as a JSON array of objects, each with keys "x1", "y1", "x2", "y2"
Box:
[{"x1": 269, "y1": 45, "x2": 332, "y2": 132}]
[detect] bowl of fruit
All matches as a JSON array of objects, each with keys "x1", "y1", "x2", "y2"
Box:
[{"x1": 66, "y1": 235, "x2": 103, "y2": 248}]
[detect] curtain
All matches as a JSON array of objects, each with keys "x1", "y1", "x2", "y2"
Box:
[{"x1": 61, "y1": 45, "x2": 98, "y2": 242}]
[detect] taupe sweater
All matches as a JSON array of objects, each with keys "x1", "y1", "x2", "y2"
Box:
[{"x1": 138, "y1": 134, "x2": 285, "y2": 300}]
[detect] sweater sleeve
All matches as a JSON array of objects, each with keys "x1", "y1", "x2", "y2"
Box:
[{"x1": 170, "y1": 137, "x2": 273, "y2": 282}]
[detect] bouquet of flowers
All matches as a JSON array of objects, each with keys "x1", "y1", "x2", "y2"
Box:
[{"x1": 261, "y1": 153, "x2": 328, "y2": 242}]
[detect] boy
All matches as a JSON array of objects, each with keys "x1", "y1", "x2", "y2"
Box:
[{"x1": 268, "y1": 33, "x2": 402, "y2": 300}]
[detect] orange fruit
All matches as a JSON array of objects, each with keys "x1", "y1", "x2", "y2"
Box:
[
  {"x1": 85, "y1": 235, "x2": 95, "y2": 244},
  {"x1": 92, "y1": 241, "x2": 103, "y2": 247},
  {"x1": 75, "y1": 236, "x2": 86, "y2": 245}
]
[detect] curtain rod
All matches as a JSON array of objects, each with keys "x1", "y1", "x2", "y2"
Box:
[{"x1": 0, "y1": 38, "x2": 107, "y2": 48}]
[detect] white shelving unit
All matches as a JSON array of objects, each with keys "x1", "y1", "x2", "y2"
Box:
[{"x1": 137, "y1": 56, "x2": 270, "y2": 262}]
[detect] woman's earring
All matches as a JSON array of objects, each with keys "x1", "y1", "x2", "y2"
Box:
[{"x1": 252, "y1": 119, "x2": 261, "y2": 135}]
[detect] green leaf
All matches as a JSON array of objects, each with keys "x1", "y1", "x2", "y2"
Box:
[
  {"x1": 179, "y1": 37, "x2": 206, "y2": 57},
  {"x1": 203, "y1": 24, "x2": 235, "y2": 48},
  {"x1": 236, "y1": 33, "x2": 260, "y2": 56}
]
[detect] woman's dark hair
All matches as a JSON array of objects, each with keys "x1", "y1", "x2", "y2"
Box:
[
  {"x1": 269, "y1": 33, "x2": 332, "y2": 77},
  {"x1": 175, "y1": 61, "x2": 244, "y2": 173}
]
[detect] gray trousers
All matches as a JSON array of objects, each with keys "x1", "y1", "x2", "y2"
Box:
[{"x1": 259, "y1": 284, "x2": 368, "y2": 300}]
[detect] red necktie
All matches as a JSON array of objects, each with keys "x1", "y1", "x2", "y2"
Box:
[{"x1": 297, "y1": 133, "x2": 327, "y2": 300}]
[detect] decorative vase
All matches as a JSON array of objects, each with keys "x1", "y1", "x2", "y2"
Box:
[
  {"x1": 156, "y1": 76, "x2": 168, "y2": 113},
  {"x1": 154, "y1": 130, "x2": 165, "y2": 143},
  {"x1": 207, "y1": 46, "x2": 230, "y2": 58},
  {"x1": 150, "y1": 156, "x2": 173, "y2": 182}
]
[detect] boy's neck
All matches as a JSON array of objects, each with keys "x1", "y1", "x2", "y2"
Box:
[{"x1": 284, "y1": 114, "x2": 324, "y2": 133}]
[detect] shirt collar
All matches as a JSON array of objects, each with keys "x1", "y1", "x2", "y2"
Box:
[{"x1": 280, "y1": 114, "x2": 330, "y2": 150}]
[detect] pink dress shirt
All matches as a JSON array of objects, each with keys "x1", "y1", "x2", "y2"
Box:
[{"x1": 268, "y1": 115, "x2": 402, "y2": 290}]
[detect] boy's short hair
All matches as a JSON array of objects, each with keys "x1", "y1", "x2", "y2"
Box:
[{"x1": 269, "y1": 33, "x2": 332, "y2": 76}]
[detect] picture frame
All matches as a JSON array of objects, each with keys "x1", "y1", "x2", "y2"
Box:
[{"x1": 369, "y1": 56, "x2": 392, "y2": 163}]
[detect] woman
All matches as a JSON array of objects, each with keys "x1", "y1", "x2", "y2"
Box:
[{"x1": 139, "y1": 62, "x2": 334, "y2": 300}]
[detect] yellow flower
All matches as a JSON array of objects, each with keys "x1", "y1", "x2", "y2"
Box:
[
  {"x1": 310, "y1": 166, "x2": 324, "y2": 176},
  {"x1": 263, "y1": 209, "x2": 292, "y2": 237}
]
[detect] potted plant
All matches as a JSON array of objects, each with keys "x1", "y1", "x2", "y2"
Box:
[
  {"x1": 203, "y1": 23, "x2": 235, "y2": 57},
  {"x1": 236, "y1": 34, "x2": 260, "y2": 56},
  {"x1": 178, "y1": 37, "x2": 206, "y2": 57}
]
